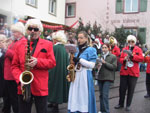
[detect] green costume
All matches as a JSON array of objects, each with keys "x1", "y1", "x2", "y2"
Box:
[{"x1": 48, "y1": 44, "x2": 69, "y2": 104}]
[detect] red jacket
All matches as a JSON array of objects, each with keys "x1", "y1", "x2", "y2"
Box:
[
  {"x1": 120, "y1": 46, "x2": 144, "y2": 77},
  {"x1": 96, "y1": 36, "x2": 103, "y2": 44},
  {"x1": 11, "y1": 38, "x2": 56, "y2": 96},
  {"x1": 4, "y1": 37, "x2": 25, "y2": 80},
  {"x1": 111, "y1": 45, "x2": 120, "y2": 57},
  {"x1": 144, "y1": 56, "x2": 150, "y2": 73}
]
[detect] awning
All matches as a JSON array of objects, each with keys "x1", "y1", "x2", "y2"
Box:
[{"x1": 18, "y1": 19, "x2": 79, "y2": 30}]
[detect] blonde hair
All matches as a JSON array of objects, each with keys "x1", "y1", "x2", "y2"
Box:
[
  {"x1": 0, "y1": 34, "x2": 7, "y2": 41},
  {"x1": 25, "y1": 19, "x2": 43, "y2": 33},
  {"x1": 88, "y1": 35, "x2": 93, "y2": 47},
  {"x1": 11, "y1": 22, "x2": 25, "y2": 35},
  {"x1": 78, "y1": 31, "x2": 93, "y2": 46},
  {"x1": 52, "y1": 30, "x2": 67, "y2": 44}
]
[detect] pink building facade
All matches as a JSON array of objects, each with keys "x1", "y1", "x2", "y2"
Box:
[{"x1": 65, "y1": 0, "x2": 150, "y2": 47}]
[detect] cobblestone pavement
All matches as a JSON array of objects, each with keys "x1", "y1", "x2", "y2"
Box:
[{"x1": 0, "y1": 72, "x2": 150, "y2": 113}]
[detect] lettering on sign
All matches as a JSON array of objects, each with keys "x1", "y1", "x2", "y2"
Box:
[
  {"x1": 123, "y1": 19, "x2": 140, "y2": 23},
  {"x1": 111, "y1": 19, "x2": 140, "y2": 24}
]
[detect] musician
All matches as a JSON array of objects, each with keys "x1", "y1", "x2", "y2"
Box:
[
  {"x1": 109, "y1": 36, "x2": 120, "y2": 70},
  {"x1": 48, "y1": 31, "x2": 69, "y2": 113},
  {"x1": 68, "y1": 31, "x2": 97, "y2": 113},
  {"x1": 144, "y1": 51, "x2": 150, "y2": 98},
  {"x1": 11, "y1": 19, "x2": 56, "y2": 113},
  {"x1": 3, "y1": 22, "x2": 25, "y2": 113},
  {"x1": 114, "y1": 35, "x2": 144, "y2": 111},
  {"x1": 96, "y1": 43, "x2": 117, "y2": 113},
  {"x1": 110, "y1": 37, "x2": 120, "y2": 57},
  {"x1": 0, "y1": 34, "x2": 7, "y2": 110}
]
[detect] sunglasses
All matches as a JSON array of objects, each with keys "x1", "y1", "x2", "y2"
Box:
[
  {"x1": 28, "y1": 27, "x2": 39, "y2": 32},
  {"x1": 102, "y1": 47, "x2": 108, "y2": 49},
  {"x1": 128, "y1": 40, "x2": 135, "y2": 43}
]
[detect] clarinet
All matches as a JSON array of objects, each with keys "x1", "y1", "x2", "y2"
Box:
[{"x1": 124, "y1": 45, "x2": 131, "y2": 70}]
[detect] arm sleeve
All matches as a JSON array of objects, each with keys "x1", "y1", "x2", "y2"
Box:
[
  {"x1": 132, "y1": 48, "x2": 144, "y2": 62},
  {"x1": 11, "y1": 48, "x2": 22, "y2": 84},
  {"x1": 5, "y1": 48, "x2": 14, "y2": 60},
  {"x1": 114, "y1": 47, "x2": 120, "y2": 57},
  {"x1": 104, "y1": 55, "x2": 117, "y2": 71},
  {"x1": 79, "y1": 58, "x2": 95, "y2": 69},
  {"x1": 120, "y1": 48, "x2": 126, "y2": 64}
]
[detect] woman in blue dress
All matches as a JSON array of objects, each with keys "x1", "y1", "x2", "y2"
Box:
[{"x1": 68, "y1": 31, "x2": 97, "y2": 113}]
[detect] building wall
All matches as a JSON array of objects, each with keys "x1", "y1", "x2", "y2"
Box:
[
  {"x1": 65, "y1": 0, "x2": 150, "y2": 47},
  {"x1": 0, "y1": 0, "x2": 66, "y2": 25}
]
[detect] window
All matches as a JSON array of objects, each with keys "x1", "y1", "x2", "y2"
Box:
[
  {"x1": 26, "y1": 0, "x2": 37, "y2": 7},
  {"x1": 124, "y1": 0, "x2": 138, "y2": 13},
  {"x1": 49, "y1": 0, "x2": 56, "y2": 15},
  {"x1": 138, "y1": 28, "x2": 146, "y2": 44},
  {"x1": 124, "y1": 28, "x2": 138, "y2": 36},
  {"x1": 66, "y1": 3, "x2": 76, "y2": 17},
  {"x1": 116, "y1": 0, "x2": 147, "y2": 13}
]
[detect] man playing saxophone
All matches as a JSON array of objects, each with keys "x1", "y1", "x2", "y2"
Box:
[
  {"x1": 11, "y1": 19, "x2": 56, "y2": 113},
  {"x1": 109, "y1": 36, "x2": 120, "y2": 71},
  {"x1": 144, "y1": 50, "x2": 150, "y2": 98}
]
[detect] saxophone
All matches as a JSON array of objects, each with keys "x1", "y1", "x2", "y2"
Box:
[
  {"x1": 144, "y1": 50, "x2": 150, "y2": 63},
  {"x1": 19, "y1": 35, "x2": 34, "y2": 102},
  {"x1": 66, "y1": 53, "x2": 75, "y2": 82}
]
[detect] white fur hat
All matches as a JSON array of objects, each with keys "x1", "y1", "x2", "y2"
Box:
[
  {"x1": 25, "y1": 19, "x2": 43, "y2": 32},
  {"x1": 127, "y1": 35, "x2": 136, "y2": 44},
  {"x1": 11, "y1": 22, "x2": 25, "y2": 35},
  {"x1": 52, "y1": 30, "x2": 67, "y2": 44}
]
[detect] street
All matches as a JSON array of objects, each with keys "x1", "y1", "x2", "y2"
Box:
[
  {"x1": 57, "y1": 71, "x2": 150, "y2": 113},
  {"x1": 0, "y1": 71, "x2": 149, "y2": 113}
]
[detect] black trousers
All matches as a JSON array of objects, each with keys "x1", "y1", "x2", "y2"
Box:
[
  {"x1": 18, "y1": 94, "x2": 47, "y2": 113},
  {"x1": 119, "y1": 75, "x2": 138, "y2": 107},
  {"x1": 3, "y1": 80, "x2": 18, "y2": 113},
  {"x1": 146, "y1": 73, "x2": 150, "y2": 95}
]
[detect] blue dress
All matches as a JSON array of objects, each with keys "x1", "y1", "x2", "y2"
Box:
[{"x1": 68, "y1": 47, "x2": 97, "y2": 113}]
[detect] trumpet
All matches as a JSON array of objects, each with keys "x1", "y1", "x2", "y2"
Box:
[{"x1": 19, "y1": 35, "x2": 34, "y2": 102}]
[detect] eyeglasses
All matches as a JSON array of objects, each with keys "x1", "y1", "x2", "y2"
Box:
[
  {"x1": 28, "y1": 27, "x2": 39, "y2": 32},
  {"x1": 128, "y1": 40, "x2": 135, "y2": 43},
  {"x1": 102, "y1": 47, "x2": 108, "y2": 49}
]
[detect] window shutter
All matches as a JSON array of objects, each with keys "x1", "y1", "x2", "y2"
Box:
[
  {"x1": 140, "y1": 0, "x2": 147, "y2": 12},
  {"x1": 138, "y1": 28, "x2": 146, "y2": 44},
  {"x1": 116, "y1": 0, "x2": 123, "y2": 13}
]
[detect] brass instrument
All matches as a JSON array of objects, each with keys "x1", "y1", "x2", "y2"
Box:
[
  {"x1": 19, "y1": 35, "x2": 34, "y2": 102},
  {"x1": 66, "y1": 53, "x2": 75, "y2": 82},
  {"x1": 109, "y1": 36, "x2": 115, "y2": 45},
  {"x1": 145, "y1": 50, "x2": 150, "y2": 57},
  {"x1": 144, "y1": 50, "x2": 150, "y2": 63},
  {"x1": 109, "y1": 36, "x2": 118, "y2": 51}
]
